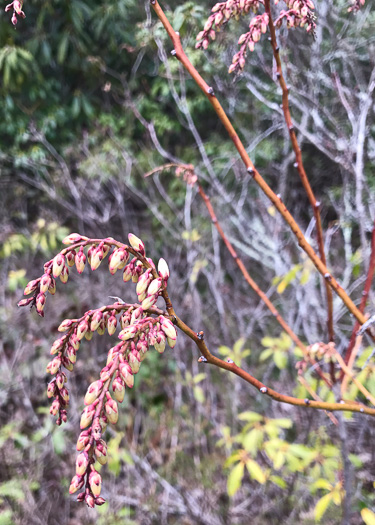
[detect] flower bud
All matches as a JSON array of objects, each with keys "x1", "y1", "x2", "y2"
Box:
[
  {"x1": 128, "y1": 233, "x2": 145, "y2": 255},
  {"x1": 154, "y1": 332, "x2": 166, "y2": 353},
  {"x1": 160, "y1": 316, "x2": 177, "y2": 340},
  {"x1": 55, "y1": 372, "x2": 66, "y2": 390},
  {"x1": 48, "y1": 277, "x2": 56, "y2": 295},
  {"x1": 36, "y1": 293, "x2": 46, "y2": 314},
  {"x1": 128, "y1": 349, "x2": 141, "y2": 374},
  {"x1": 158, "y1": 258, "x2": 170, "y2": 281},
  {"x1": 167, "y1": 336, "x2": 177, "y2": 349},
  {"x1": 80, "y1": 404, "x2": 96, "y2": 429},
  {"x1": 97, "y1": 320, "x2": 106, "y2": 335},
  {"x1": 59, "y1": 264, "x2": 69, "y2": 284},
  {"x1": 84, "y1": 329, "x2": 93, "y2": 341},
  {"x1": 147, "y1": 278, "x2": 162, "y2": 296},
  {"x1": 24, "y1": 278, "x2": 39, "y2": 295},
  {"x1": 76, "y1": 319, "x2": 89, "y2": 340},
  {"x1": 69, "y1": 334, "x2": 80, "y2": 350},
  {"x1": 90, "y1": 311, "x2": 103, "y2": 332},
  {"x1": 95, "y1": 440, "x2": 108, "y2": 464},
  {"x1": 39, "y1": 273, "x2": 52, "y2": 293},
  {"x1": 119, "y1": 325, "x2": 138, "y2": 341},
  {"x1": 141, "y1": 295, "x2": 157, "y2": 310},
  {"x1": 50, "y1": 337, "x2": 66, "y2": 355},
  {"x1": 107, "y1": 315, "x2": 117, "y2": 335},
  {"x1": 62, "y1": 356, "x2": 74, "y2": 372},
  {"x1": 69, "y1": 475, "x2": 84, "y2": 494},
  {"x1": 66, "y1": 345, "x2": 76, "y2": 364},
  {"x1": 46, "y1": 355, "x2": 61, "y2": 375},
  {"x1": 50, "y1": 398, "x2": 60, "y2": 416},
  {"x1": 106, "y1": 344, "x2": 121, "y2": 365},
  {"x1": 95, "y1": 497, "x2": 106, "y2": 506},
  {"x1": 76, "y1": 430, "x2": 91, "y2": 451},
  {"x1": 123, "y1": 265, "x2": 133, "y2": 282},
  {"x1": 105, "y1": 397, "x2": 119, "y2": 424},
  {"x1": 17, "y1": 298, "x2": 34, "y2": 307},
  {"x1": 52, "y1": 254, "x2": 65, "y2": 278},
  {"x1": 136, "y1": 269, "x2": 152, "y2": 296},
  {"x1": 60, "y1": 387, "x2": 69, "y2": 404},
  {"x1": 84, "y1": 380, "x2": 104, "y2": 405},
  {"x1": 112, "y1": 375, "x2": 125, "y2": 403},
  {"x1": 75, "y1": 248, "x2": 86, "y2": 274},
  {"x1": 66, "y1": 250, "x2": 76, "y2": 267},
  {"x1": 58, "y1": 319, "x2": 74, "y2": 332},
  {"x1": 62, "y1": 233, "x2": 87, "y2": 245},
  {"x1": 85, "y1": 494, "x2": 95, "y2": 508},
  {"x1": 109, "y1": 248, "x2": 129, "y2": 274},
  {"x1": 89, "y1": 470, "x2": 102, "y2": 497},
  {"x1": 47, "y1": 381, "x2": 56, "y2": 398},
  {"x1": 76, "y1": 451, "x2": 89, "y2": 476},
  {"x1": 119, "y1": 361, "x2": 134, "y2": 388},
  {"x1": 90, "y1": 245, "x2": 104, "y2": 271}
]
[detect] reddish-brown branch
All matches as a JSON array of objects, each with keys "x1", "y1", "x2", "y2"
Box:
[
  {"x1": 264, "y1": 0, "x2": 334, "y2": 345},
  {"x1": 172, "y1": 314, "x2": 375, "y2": 416},
  {"x1": 197, "y1": 183, "x2": 332, "y2": 387},
  {"x1": 149, "y1": 0, "x2": 369, "y2": 331},
  {"x1": 343, "y1": 219, "x2": 375, "y2": 366}
]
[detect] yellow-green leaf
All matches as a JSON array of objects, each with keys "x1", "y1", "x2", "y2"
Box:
[
  {"x1": 245, "y1": 459, "x2": 266, "y2": 484},
  {"x1": 361, "y1": 508, "x2": 375, "y2": 525},
  {"x1": 315, "y1": 493, "x2": 333, "y2": 522},
  {"x1": 227, "y1": 462, "x2": 244, "y2": 497}
]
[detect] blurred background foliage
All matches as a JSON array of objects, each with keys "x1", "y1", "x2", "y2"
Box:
[{"x1": 1, "y1": 0, "x2": 375, "y2": 523}]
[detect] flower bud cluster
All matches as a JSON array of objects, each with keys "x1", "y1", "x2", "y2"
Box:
[
  {"x1": 306, "y1": 341, "x2": 336, "y2": 363},
  {"x1": 348, "y1": 0, "x2": 365, "y2": 12},
  {"x1": 19, "y1": 232, "x2": 177, "y2": 506},
  {"x1": 274, "y1": 0, "x2": 316, "y2": 33},
  {"x1": 196, "y1": 0, "x2": 261, "y2": 50},
  {"x1": 5, "y1": 0, "x2": 25, "y2": 25},
  {"x1": 228, "y1": 13, "x2": 269, "y2": 74}
]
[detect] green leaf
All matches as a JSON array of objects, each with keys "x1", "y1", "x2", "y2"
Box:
[
  {"x1": 270, "y1": 475, "x2": 287, "y2": 488},
  {"x1": 273, "y1": 351, "x2": 288, "y2": 370},
  {"x1": 193, "y1": 385, "x2": 205, "y2": 404},
  {"x1": 310, "y1": 479, "x2": 333, "y2": 492},
  {"x1": 0, "y1": 510, "x2": 13, "y2": 525},
  {"x1": 315, "y1": 493, "x2": 333, "y2": 522},
  {"x1": 361, "y1": 508, "x2": 375, "y2": 525},
  {"x1": 245, "y1": 459, "x2": 266, "y2": 484},
  {"x1": 193, "y1": 373, "x2": 206, "y2": 384},
  {"x1": 227, "y1": 462, "x2": 244, "y2": 497},
  {"x1": 259, "y1": 349, "x2": 273, "y2": 362},
  {"x1": 242, "y1": 428, "x2": 263, "y2": 454},
  {"x1": 238, "y1": 411, "x2": 263, "y2": 423},
  {"x1": 0, "y1": 480, "x2": 25, "y2": 502}
]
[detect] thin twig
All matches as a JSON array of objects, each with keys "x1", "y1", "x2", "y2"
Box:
[{"x1": 264, "y1": 0, "x2": 334, "y2": 346}]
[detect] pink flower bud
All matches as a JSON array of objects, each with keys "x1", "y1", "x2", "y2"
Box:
[
  {"x1": 69, "y1": 334, "x2": 80, "y2": 350},
  {"x1": 119, "y1": 361, "x2": 134, "y2": 388},
  {"x1": 90, "y1": 311, "x2": 103, "y2": 332},
  {"x1": 62, "y1": 233, "x2": 86, "y2": 245},
  {"x1": 47, "y1": 381, "x2": 56, "y2": 398},
  {"x1": 160, "y1": 316, "x2": 177, "y2": 340},
  {"x1": 95, "y1": 440, "x2": 108, "y2": 464},
  {"x1": 59, "y1": 264, "x2": 69, "y2": 284},
  {"x1": 75, "y1": 248, "x2": 86, "y2": 274},
  {"x1": 62, "y1": 356, "x2": 74, "y2": 371},
  {"x1": 128, "y1": 349, "x2": 141, "y2": 374},
  {"x1": 89, "y1": 470, "x2": 102, "y2": 497},
  {"x1": 46, "y1": 355, "x2": 61, "y2": 375},
  {"x1": 119, "y1": 325, "x2": 138, "y2": 341},
  {"x1": 52, "y1": 254, "x2": 65, "y2": 278},
  {"x1": 48, "y1": 277, "x2": 56, "y2": 295},
  {"x1": 76, "y1": 451, "x2": 89, "y2": 476},
  {"x1": 122, "y1": 265, "x2": 132, "y2": 282},
  {"x1": 147, "y1": 278, "x2": 162, "y2": 296},
  {"x1": 167, "y1": 336, "x2": 177, "y2": 349},
  {"x1": 66, "y1": 250, "x2": 76, "y2": 267},
  {"x1": 76, "y1": 430, "x2": 91, "y2": 451},
  {"x1": 76, "y1": 319, "x2": 89, "y2": 340},
  {"x1": 39, "y1": 273, "x2": 52, "y2": 293},
  {"x1": 11, "y1": 12, "x2": 17, "y2": 25},
  {"x1": 112, "y1": 375, "x2": 125, "y2": 403},
  {"x1": 107, "y1": 315, "x2": 117, "y2": 335},
  {"x1": 128, "y1": 233, "x2": 145, "y2": 255},
  {"x1": 84, "y1": 329, "x2": 93, "y2": 341},
  {"x1": 36, "y1": 292, "x2": 46, "y2": 314},
  {"x1": 84, "y1": 380, "x2": 104, "y2": 405},
  {"x1": 58, "y1": 319, "x2": 74, "y2": 332},
  {"x1": 17, "y1": 297, "x2": 33, "y2": 307},
  {"x1": 60, "y1": 387, "x2": 69, "y2": 404},
  {"x1": 109, "y1": 248, "x2": 128, "y2": 274},
  {"x1": 55, "y1": 372, "x2": 66, "y2": 390},
  {"x1": 69, "y1": 475, "x2": 84, "y2": 494},
  {"x1": 80, "y1": 404, "x2": 96, "y2": 429},
  {"x1": 97, "y1": 320, "x2": 106, "y2": 335},
  {"x1": 90, "y1": 245, "x2": 104, "y2": 271},
  {"x1": 95, "y1": 497, "x2": 106, "y2": 506},
  {"x1": 141, "y1": 295, "x2": 157, "y2": 311},
  {"x1": 105, "y1": 397, "x2": 119, "y2": 424},
  {"x1": 50, "y1": 398, "x2": 60, "y2": 416},
  {"x1": 50, "y1": 337, "x2": 66, "y2": 355},
  {"x1": 24, "y1": 278, "x2": 39, "y2": 295},
  {"x1": 136, "y1": 269, "x2": 152, "y2": 296},
  {"x1": 154, "y1": 331, "x2": 166, "y2": 353},
  {"x1": 158, "y1": 258, "x2": 170, "y2": 280},
  {"x1": 85, "y1": 493, "x2": 95, "y2": 508}
]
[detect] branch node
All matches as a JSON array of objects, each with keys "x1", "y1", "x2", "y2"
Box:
[
  {"x1": 315, "y1": 200, "x2": 321, "y2": 209},
  {"x1": 276, "y1": 72, "x2": 281, "y2": 79},
  {"x1": 324, "y1": 273, "x2": 331, "y2": 280},
  {"x1": 170, "y1": 50, "x2": 177, "y2": 56},
  {"x1": 260, "y1": 386, "x2": 268, "y2": 394},
  {"x1": 360, "y1": 408, "x2": 364, "y2": 413},
  {"x1": 226, "y1": 358, "x2": 234, "y2": 364},
  {"x1": 275, "y1": 46, "x2": 279, "y2": 53},
  {"x1": 198, "y1": 356, "x2": 208, "y2": 363},
  {"x1": 175, "y1": 31, "x2": 180, "y2": 36},
  {"x1": 293, "y1": 162, "x2": 298, "y2": 168},
  {"x1": 276, "y1": 193, "x2": 282, "y2": 200},
  {"x1": 197, "y1": 331, "x2": 204, "y2": 340},
  {"x1": 304, "y1": 398, "x2": 310, "y2": 405},
  {"x1": 289, "y1": 124, "x2": 294, "y2": 131},
  {"x1": 247, "y1": 167, "x2": 255, "y2": 176},
  {"x1": 207, "y1": 87, "x2": 215, "y2": 96}
]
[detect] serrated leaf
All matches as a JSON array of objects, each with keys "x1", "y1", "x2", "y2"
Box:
[{"x1": 227, "y1": 462, "x2": 244, "y2": 497}]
